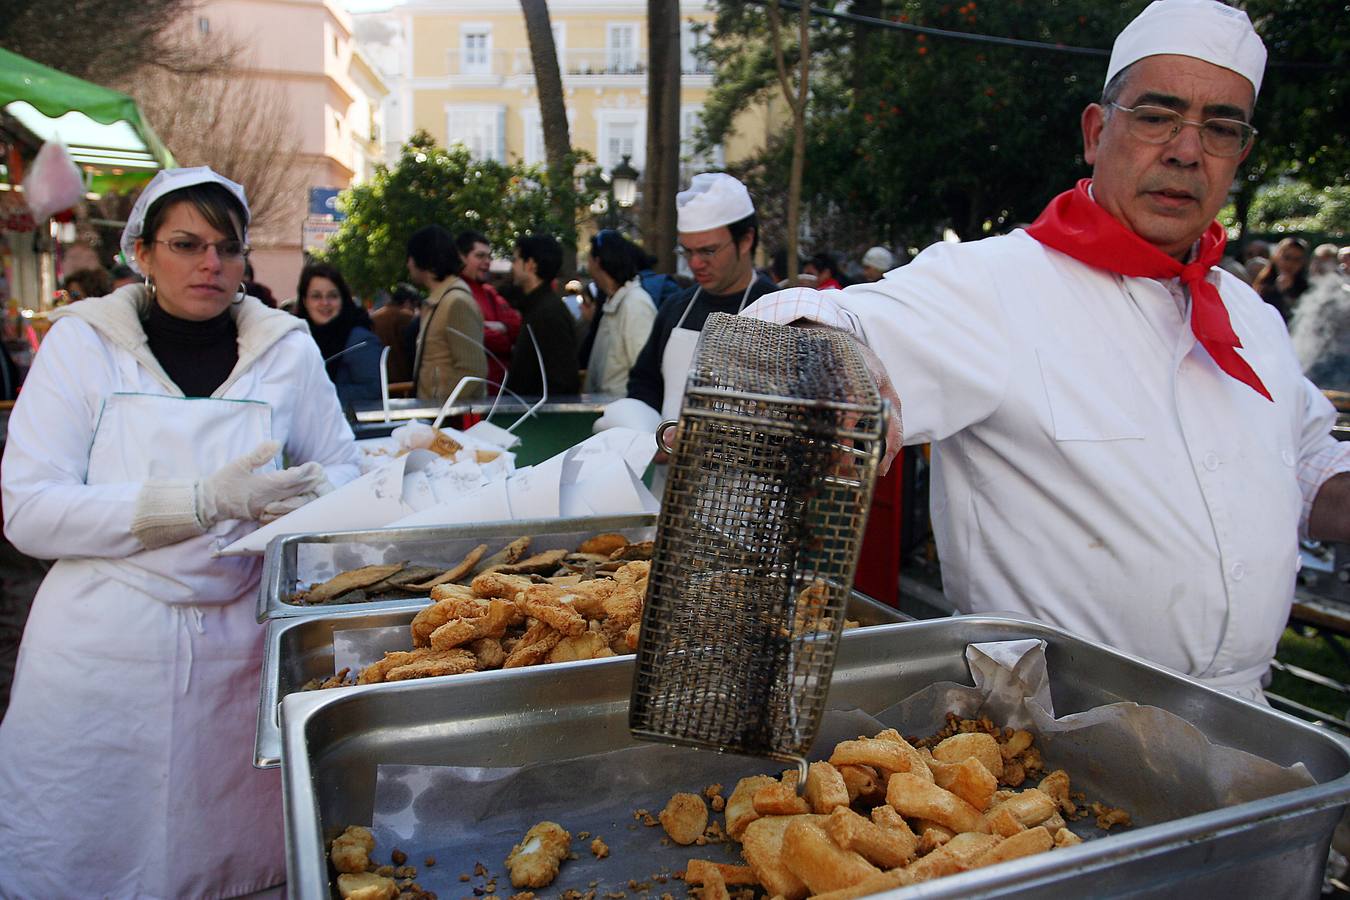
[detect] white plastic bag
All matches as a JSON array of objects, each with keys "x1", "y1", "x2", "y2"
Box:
[{"x1": 23, "y1": 139, "x2": 84, "y2": 222}]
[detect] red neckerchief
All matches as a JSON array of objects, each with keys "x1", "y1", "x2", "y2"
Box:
[{"x1": 1025, "y1": 178, "x2": 1271, "y2": 401}]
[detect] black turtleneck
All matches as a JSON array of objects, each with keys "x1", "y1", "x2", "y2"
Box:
[{"x1": 143, "y1": 300, "x2": 239, "y2": 398}]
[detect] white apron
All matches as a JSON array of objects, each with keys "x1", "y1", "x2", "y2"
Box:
[
  {"x1": 0, "y1": 393, "x2": 287, "y2": 900},
  {"x1": 652, "y1": 284, "x2": 756, "y2": 495}
]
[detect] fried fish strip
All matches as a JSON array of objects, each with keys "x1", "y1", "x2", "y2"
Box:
[
  {"x1": 358, "y1": 650, "x2": 425, "y2": 685},
  {"x1": 505, "y1": 821, "x2": 570, "y2": 888},
  {"x1": 521, "y1": 594, "x2": 587, "y2": 636},
  {"x1": 781, "y1": 817, "x2": 880, "y2": 894},
  {"x1": 503, "y1": 622, "x2": 563, "y2": 668},
  {"x1": 522, "y1": 581, "x2": 617, "y2": 619},
  {"x1": 577, "y1": 533, "x2": 629, "y2": 556},
  {"x1": 886, "y1": 772, "x2": 990, "y2": 834},
  {"x1": 545, "y1": 632, "x2": 615, "y2": 663},
  {"x1": 469, "y1": 637, "x2": 506, "y2": 669},
  {"x1": 472, "y1": 571, "x2": 536, "y2": 600},
  {"x1": 383, "y1": 648, "x2": 477, "y2": 680},
  {"x1": 600, "y1": 588, "x2": 644, "y2": 629},
  {"x1": 429, "y1": 599, "x2": 520, "y2": 649},
  {"x1": 490, "y1": 549, "x2": 570, "y2": 576},
  {"x1": 404, "y1": 544, "x2": 490, "y2": 591},
  {"x1": 411, "y1": 596, "x2": 488, "y2": 647},
  {"x1": 301, "y1": 562, "x2": 408, "y2": 604},
  {"x1": 613, "y1": 559, "x2": 650, "y2": 585}
]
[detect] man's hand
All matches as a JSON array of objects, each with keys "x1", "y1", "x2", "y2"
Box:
[
  {"x1": 795, "y1": 321, "x2": 902, "y2": 476},
  {"x1": 1309, "y1": 471, "x2": 1350, "y2": 545}
]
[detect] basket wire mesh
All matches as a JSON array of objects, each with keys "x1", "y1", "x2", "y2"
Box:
[{"x1": 630, "y1": 313, "x2": 886, "y2": 771}]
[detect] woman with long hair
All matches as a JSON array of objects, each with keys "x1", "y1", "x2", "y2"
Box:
[
  {"x1": 1252, "y1": 236, "x2": 1310, "y2": 322},
  {"x1": 295, "y1": 261, "x2": 383, "y2": 407}
]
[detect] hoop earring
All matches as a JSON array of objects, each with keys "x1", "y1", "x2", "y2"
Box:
[
  {"x1": 235, "y1": 281, "x2": 247, "y2": 304},
  {"x1": 146, "y1": 277, "x2": 157, "y2": 304}
]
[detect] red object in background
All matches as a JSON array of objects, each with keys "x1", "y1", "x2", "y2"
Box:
[{"x1": 854, "y1": 451, "x2": 904, "y2": 607}]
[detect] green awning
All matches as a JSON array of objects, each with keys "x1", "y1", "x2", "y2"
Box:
[{"x1": 0, "y1": 47, "x2": 174, "y2": 187}]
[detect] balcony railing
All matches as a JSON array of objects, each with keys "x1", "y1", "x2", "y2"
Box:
[{"x1": 445, "y1": 47, "x2": 714, "y2": 78}]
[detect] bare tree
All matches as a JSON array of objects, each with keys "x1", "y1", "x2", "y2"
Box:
[
  {"x1": 0, "y1": 0, "x2": 237, "y2": 82},
  {"x1": 520, "y1": 0, "x2": 578, "y2": 277},
  {"x1": 641, "y1": 1, "x2": 681, "y2": 272},
  {"x1": 767, "y1": 0, "x2": 809, "y2": 280}
]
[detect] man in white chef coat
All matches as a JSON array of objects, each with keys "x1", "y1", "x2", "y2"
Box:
[{"x1": 744, "y1": 0, "x2": 1350, "y2": 701}]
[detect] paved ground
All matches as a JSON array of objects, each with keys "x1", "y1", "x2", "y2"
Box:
[{"x1": 0, "y1": 538, "x2": 45, "y2": 720}]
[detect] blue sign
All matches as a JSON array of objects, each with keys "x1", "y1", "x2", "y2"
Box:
[{"x1": 308, "y1": 187, "x2": 346, "y2": 220}]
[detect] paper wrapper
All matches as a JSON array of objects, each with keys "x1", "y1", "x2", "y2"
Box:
[{"x1": 358, "y1": 640, "x2": 1313, "y2": 892}]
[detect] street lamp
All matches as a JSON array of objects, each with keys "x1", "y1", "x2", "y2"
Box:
[{"x1": 611, "y1": 154, "x2": 639, "y2": 208}]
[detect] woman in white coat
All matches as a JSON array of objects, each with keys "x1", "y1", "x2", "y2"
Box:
[
  {"x1": 583, "y1": 229, "x2": 657, "y2": 396},
  {"x1": 0, "y1": 167, "x2": 360, "y2": 898}
]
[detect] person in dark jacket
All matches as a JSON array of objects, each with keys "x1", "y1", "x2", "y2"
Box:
[
  {"x1": 294, "y1": 262, "x2": 383, "y2": 407},
  {"x1": 504, "y1": 234, "x2": 580, "y2": 396}
]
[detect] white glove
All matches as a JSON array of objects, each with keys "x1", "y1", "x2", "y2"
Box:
[
  {"x1": 258, "y1": 475, "x2": 335, "y2": 524},
  {"x1": 196, "y1": 440, "x2": 329, "y2": 526}
]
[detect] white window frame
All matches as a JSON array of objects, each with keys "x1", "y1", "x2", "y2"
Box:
[
  {"x1": 605, "y1": 22, "x2": 638, "y2": 73},
  {"x1": 680, "y1": 21, "x2": 709, "y2": 74},
  {"x1": 680, "y1": 104, "x2": 724, "y2": 170},
  {"x1": 445, "y1": 104, "x2": 506, "y2": 162},
  {"x1": 595, "y1": 108, "x2": 646, "y2": 173},
  {"x1": 519, "y1": 106, "x2": 575, "y2": 167},
  {"x1": 459, "y1": 23, "x2": 493, "y2": 75}
]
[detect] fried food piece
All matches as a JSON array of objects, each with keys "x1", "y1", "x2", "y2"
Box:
[
  {"x1": 492, "y1": 549, "x2": 570, "y2": 576},
  {"x1": 929, "y1": 755, "x2": 998, "y2": 812},
  {"x1": 472, "y1": 571, "x2": 536, "y2": 600},
  {"x1": 987, "y1": 788, "x2": 1057, "y2": 828},
  {"x1": 824, "y1": 807, "x2": 916, "y2": 869},
  {"x1": 695, "y1": 865, "x2": 730, "y2": 900},
  {"x1": 915, "y1": 821, "x2": 956, "y2": 855},
  {"x1": 472, "y1": 536, "x2": 531, "y2": 577},
  {"x1": 469, "y1": 637, "x2": 506, "y2": 669},
  {"x1": 411, "y1": 596, "x2": 487, "y2": 647},
  {"x1": 600, "y1": 588, "x2": 644, "y2": 629},
  {"x1": 781, "y1": 817, "x2": 879, "y2": 894},
  {"x1": 590, "y1": 836, "x2": 609, "y2": 859},
  {"x1": 969, "y1": 825, "x2": 1052, "y2": 868},
  {"x1": 832, "y1": 733, "x2": 931, "y2": 782},
  {"x1": 682, "y1": 860, "x2": 758, "y2": 886},
  {"x1": 503, "y1": 622, "x2": 563, "y2": 668},
  {"x1": 358, "y1": 650, "x2": 424, "y2": 685},
  {"x1": 1000, "y1": 729, "x2": 1033, "y2": 760},
  {"x1": 791, "y1": 579, "x2": 832, "y2": 637},
  {"x1": 932, "y1": 732, "x2": 1004, "y2": 781},
  {"x1": 522, "y1": 581, "x2": 617, "y2": 619},
  {"x1": 1003, "y1": 760, "x2": 1027, "y2": 787},
  {"x1": 331, "y1": 824, "x2": 376, "y2": 873},
  {"x1": 986, "y1": 805, "x2": 1027, "y2": 838},
  {"x1": 803, "y1": 761, "x2": 850, "y2": 814},
  {"x1": 302, "y1": 667, "x2": 352, "y2": 691},
  {"x1": 429, "y1": 583, "x2": 477, "y2": 602},
  {"x1": 337, "y1": 871, "x2": 398, "y2": 900},
  {"x1": 753, "y1": 778, "x2": 810, "y2": 816},
  {"x1": 624, "y1": 622, "x2": 641, "y2": 651},
  {"x1": 1038, "y1": 770, "x2": 1077, "y2": 817},
  {"x1": 578, "y1": 533, "x2": 629, "y2": 556},
  {"x1": 384, "y1": 648, "x2": 477, "y2": 681},
  {"x1": 659, "y1": 793, "x2": 709, "y2": 846},
  {"x1": 1090, "y1": 801, "x2": 1132, "y2": 830},
  {"x1": 885, "y1": 773, "x2": 989, "y2": 834},
  {"x1": 903, "y1": 832, "x2": 1000, "y2": 883},
  {"x1": 726, "y1": 775, "x2": 779, "y2": 840},
  {"x1": 302, "y1": 563, "x2": 408, "y2": 604},
  {"x1": 608, "y1": 540, "x2": 653, "y2": 561},
  {"x1": 505, "y1": 821, "x2": 570, "y2": 888},
  {"x1": 521, "y1": 594, "x2": 587, "y2": 636},
  {"x1": 1054, "y1": 827, "x2": 1083, "y2": 848},
  {"x1": 404, "y1": 544, "x2": 490, "y2": 591},
  {"x1": 429, "y1": 599, "x2": 519, "y2": 649},
  {"x1": 804, "y1": 868, "x2": 913, "y2": 900},
  {"x1": 838, "y1": 765, "x2": 883, "y2": 804},
  {"x1": 741, "y1": 815, "x2": 821, "y2": 900},
  {"x1": 613, "y1": 559, "x2": 650, "y2": 585},
  {"x1": 546, "y1": 632, "x2": 616, "y2": 663}
]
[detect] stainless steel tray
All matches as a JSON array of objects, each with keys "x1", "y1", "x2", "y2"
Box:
[
  {"x1": 256, "y1": 589, "x2": 907, "y2": 769},
  {"x1": 280, "y1": 616, "x2": 1350, "y2": 899},
  {"x1": 256, "y1": 514, "x2": 659, "y2": 622}
]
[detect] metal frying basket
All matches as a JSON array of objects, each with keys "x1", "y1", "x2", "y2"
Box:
[{"x1": 630, "y1": 313, "x2": 886, "y2": 774}]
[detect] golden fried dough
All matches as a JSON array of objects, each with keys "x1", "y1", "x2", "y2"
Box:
[
  {"x1": 546, "y1": 632, "x2": 615, "y2": 663},
  {"x1": 1038, "y1": 770, "x2": 1077, "y2": 816},
  {"x1": 682, "y1": 860, "x2": 758, "y2": 886},
  {"x1": 330, "y1": 824, "x2": 375, "y2": 873},
  {"x1": 929, "y1": 756, "x2": 998, "y2": 812},
  {"x1": 969, "y1": 825, "x2": 1052, "y2": 868},
  {"x1": 659, "y1": 792, "x2": 708, "y2": 845},
  {"x1": 614, "y1": 559, "x2": 651, "y2": 584},
  {"x1": 825, "y1": 807, "x2": 916, "y2": 869},
  {"x1": 503, "y1": 623, "x2": 563, "y2": 668},
  {"x1": 752, "y1": 778, "x2": 810, "y2": 816},
  {"x1": 902, "y1": 831, "x2": 1000, "y2": 883},
  {"x1": 411, "y1": 596, "x2": 487, "y2": 647},
  {"x1": 741, "y1": 815, "x2": 820, "y2": 900},
  {"x1": 986, "y1": 788, "x2": 1057, "y2": 828},
  {"x1": 471, "y1": 571, "x2": 535, "y2": 600},
  {"x1": 428, "y1": 583, "x2": 476, "y2": 602},
  {"x1": 804, "y1": 761, "x2": 850, "y2": 814},
  {"x1": 781, "y1": 816, "x2": 880, "y2": 894},
  {"x1": 429, "y1": 599, "x2": 519, "y2": 649},
  {"x1": 830, "y1": 737, "x2": 926, "y2": 780},
  {"x1": 383, "y1": 648, "x2": 477, "y2": 681},
  {"x1": 886, "y1": 773, "x2": 990, "y2": 835},
  {"x1": 521, "y1": 594, "x2": 587, "y2": 636},
  {"x1": 600, "y1": 588, "x2": 644, "y2": 629},
  {"x1": 577, "y1": 533, "x2": 629, "y2": 555},
  {"x1": 358, "y1": 651, "x2": 425, "y2": 685},
  {"x1": 932, "y1": 732, "x2": 1004, "y2": 781},
  {"x1": 505, "y1": 821, "x2": 570, "y2": 888},
  {"x1": 469, "y1": 637, "x2": 506, "y2": 669},
  {"x1": 726, "y1": 775, "x2": 779, "y2": 840},
  {"x1": 336, "y1": 871, "x2": 398, "y2": 900},
  {"x1": 838, "y1": 764, "x2": 884, "y2": 804}
]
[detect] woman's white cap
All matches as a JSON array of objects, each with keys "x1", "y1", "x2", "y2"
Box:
[
  {"x1": 676, "y1": 173, "x2": 755, "y2": 234},
  {"x1": 121, "y1": 166, "x2": 250, "y2": 274},
  {"x1": 1106, "y1": 0, "x2": 1266, "y2": 97}
]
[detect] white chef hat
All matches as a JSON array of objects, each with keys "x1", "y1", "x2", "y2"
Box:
[
  {"x1": 1106, "y1": 0, "x2": 1266, "y2": 97},
  {"x1": 676, "y1": 172, "x2": 755, "y2": 234},
  {"x1": 121, "y1": 166, "x2": 251, "y2": 274},
  {"x1": 861, "y1": 246, "x2": 895, "y2": 271}
]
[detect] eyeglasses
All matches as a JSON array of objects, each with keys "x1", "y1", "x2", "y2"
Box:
[
  {"x1": 1108, "y1": 103, "x2": 1257, "y2": 158},
  {"x1": 674, "y1": 239, "x2": 731, "y2": 262},
  {"x1": 153, "y1": 237, "x2": 250, "y2": 260}
]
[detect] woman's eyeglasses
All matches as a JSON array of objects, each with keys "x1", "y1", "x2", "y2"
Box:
[{"x1": 153, "y1": 237, "x2": 250, "y2": 260}]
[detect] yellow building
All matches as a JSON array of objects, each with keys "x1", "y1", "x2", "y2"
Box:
[{"x1": 356, "y1": 1, "x2": 770, "y2": 191}]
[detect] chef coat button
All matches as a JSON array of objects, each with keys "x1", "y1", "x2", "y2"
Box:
[
  {"x1": 1281, "y1": 449, "x2": 1296, "y2": 466},
  {"x1": 1203, "y1": 452, "x2": 1220, "y2": 471},
  {"x1": 1230, "y1": 562, "x2": 1246, "y2": 581}
]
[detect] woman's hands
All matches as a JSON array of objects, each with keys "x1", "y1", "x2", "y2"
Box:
[{"x1": 196, "y1": 440, "x2": 330, "y2": 526}]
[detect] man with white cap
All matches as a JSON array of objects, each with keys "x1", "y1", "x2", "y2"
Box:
[
  {"x1": 745, "y1": 0, "x2": 1350, "y2": 701},
  {"x1": 860, "y1": 246, "x2": 895, "y2": 282},
  {"x1": 608, "y1": 172, "x2": 777, "y2": 432}
]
